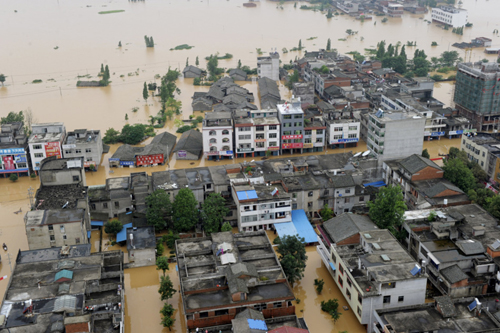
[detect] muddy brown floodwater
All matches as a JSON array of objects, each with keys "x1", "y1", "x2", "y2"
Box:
[{"x1": 0, "y1": 0, "x2": 498, "y2": 331}]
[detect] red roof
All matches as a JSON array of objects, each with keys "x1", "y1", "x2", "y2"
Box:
[
  {"x1": 268, "y1": 327, "x2": 308, "y2": 333},
  {"x1": 65, "y1": 322, "x2": 90, "y2": 333}
]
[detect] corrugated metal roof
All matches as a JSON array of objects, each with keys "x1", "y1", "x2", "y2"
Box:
[{"x1": 54, "y1": 270, "x2": 73, "y2": 282}]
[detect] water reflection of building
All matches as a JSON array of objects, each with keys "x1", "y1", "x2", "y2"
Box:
[
  {"x1": 176, "y1": 231, "x2": 296, "y2": 330},
  {"x1": 0, "y1": 245, "x2": 125, "y2": 333},
  {"x1": 28, "y1": 122, "x2": 66, "y2": 173},
  {"x1": 454, "y1": 62, "x2": 500, "y2": 132},
  {"x1": 0, "y1": 121, "x2": 29, "y2": 178}
]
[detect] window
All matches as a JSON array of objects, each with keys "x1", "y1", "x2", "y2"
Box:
[
  {"x1": 345, "y1": 189, "x2": 351, "y2": 194},
  {"x1": 239, "y1": 135, "x2": 251, "y2": 140},
  {"x1": 349, "y1": 126, "x2": 357, "y2": 131},
  {"x1": 481, "y1": 161, "x2": 484, "y2": 167},
  {"x1": 269, "y1": 133, "x2": 277, "y2": 139},
  {"x1": 338, "y1": 276, "x2": 343, "y2": 287},
  {"x1": 215, "y1": 309, "x2": 229, "y2": 316},
  {"x1": 63, "y1": 235, "x2": 67, "y2": 240},
  {"x1": 50, "y1": 235, "x2": 55, "y2": 241},
  {"x1": 346, "y1": 289, "x2": 351, "y2": 300},
  {"x1": 294, "y1": 115, "x2": 302, "y2": 119},
  {"x1": 254, "y1": 303, "x2": 267, "y2": 311},
  {"x1": 209, "y1": 130, "x2": 216, "y2": 136},
  {"x1": 323, "y1": 200, "x2": 329, "y2": 206},
  {"x1": 339, "y1": 264, "x2": 344, "y2": 275},
  {"x1": 73, "y1": 176, "x2": 79, "y2": 182},
  {"x1": 256, "y1": 126, "x2": 264, "y2": 131},
  {"x1": 60, "y1": 225, "x2": 65, "y2": 233},
  {"x1": 383, "y1": 296, "x2": 391, "y2": 304},
  {"x1": 308, "y1": 191, "x2": 313, "y2": 197},
  {"x1": 359, "y1": 196, "x2": 364, "y2": 202},
  {"x1": 199, "y1": 312, "x2": 208, "y2": 318},
  {"x1": 345, "y1": 198, "x2": 350, "y2": 203},
  {"x1": 86, "y1": 157, "x2": 93, "y2": 161},
  {"x1": 34, "y1": 153, "x2": 44, "y2": 158},
  {"x1": 292, "y1": 203, "x2": 297, "y2": 209},
  {"x1": 316, "y1": 138, "x2": 323, "y2": 143},
  {"x1": 269, "y1": 125, "x2": 277, "y2": 130},
  {"x1": 222, "y1": 130, "x2": 229, "y2": 135},
  {"x1": 316, "y1": 129, "x2": 323, "y2": 135},
  {"x1": 398, "y1": 296, "x2": 404, "y2": 302},
  {"x1": 284, "y1": 115, "x2": 292, "y2": 119},
  {"x1": 75, "y1": 238, "x2": 80, "y2": 244},
  {"x1": 307, "y1": 202, "x2": 313, "y2": 208},
  {"x1": 65, "y1": 150, "x2": 71, "y2": 155},
  {"x1": 91, "y1": 204, "x2": 96, "y2": 210},
  {"x1": 357, "y1": 306, "x2": 362, "y2": 317},
  {"x1": 358, "y1": 292, "x2": 362, "y2": 303},
  {"x1": 269, "y1": 141, "x2": 277, "y2": 147},
  {"x1": 48, "y1": 225, "x2": 53, "y2": 231},
  {"x1": 334, "y1": 135, "x2": 342, "y2": 140},
  {"x1": 103, "y1": 202, "x2": 108, "y2": 209},
  {"x1": 304, "y1": 130, "x2": 312, "y2": 135},
  {"x1": 283, "y1": 131, "x2": 292, "y2": 135},
  {"x1": 334, "y1": 127, "x2": 343, "y2": 132},
  {"x1": 294, "y1": 122, "x2": 302, "y2": 127},
  {"x1": 222, "y1": 138, "x2": 230, "y2": 143},
  {"x1": 86, "y1": 148, "x2": 92, "y2": 153},
  {"x1": 256, "y1": 134, "x2": 265, "y2": 139},
  {"x1": 33, "y1": 144, "x2": 42, "y2": 150},
  {"x1": 115, "y1": 201, "x2": 119, "y2": 208},
  {"x1": 240, "y1": 127, "x2": 251, "y2": 132},
  {"x1": 347, "y1": 276, "x2": 352, "y2": 287},
  {"x1": 75, "y1": 149, "x2": 82, "y2": 154},
  {"x1": 348, "y1": 134, "x2": 357, "y2": 138},
  {"x1": 210, "y1": 138, "x2": 217, "y2": 144},
  {"x1": 273, "y1": 301, "x2": 283, "y2": 308}
]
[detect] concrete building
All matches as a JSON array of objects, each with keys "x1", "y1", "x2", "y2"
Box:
[
  {"x1": 63, "y1": 129, "x2": 103, "y2": 170},
  {"x1": 0, "y1": 122, "x2": 29, "y2": 177},
  {"x1": 461, "y1": 132, "x2": 500, "y2": 176},
  {"x1": 235, "y1": 117, "x2": 280, "y2": 158},
  {"x1": 176, "y1": 231, "x2": 295, "y2": 330},
  {"x1": 232, "y1": 184, "x2": 292, "y2": 232},
  {"x1": 317, "y1": 228, "x2": 427, "y2": 333},
  {"x1": 303, "y1": 117, "x2": 326, "y2": 153},
  {"x1": 258, "y1": 77, "x2": 281, "y2": 109},
  {"x1": 25, "y1": 157, "x2": 90, "y2": 250},
  {"x1": 257, "y1": 52, "x2": 280, "y2": 81},
  {"x1": 183, "y1": 65, "x2": 203, "y2": 78},
  {"x1": 203, "y1": 111, "x2": 234, "y2": 160},
  {"x1": 374, "y1": 296, "x2": 500, "y2": 333},
  {"x1": 28, "y1": 122, "x2": 66, "y2": 172},
  {"x1": 431, "y1": 6, "x2": 468, "y2": 28},
  {"x1": 0, "y1": 245, "x2": 124, "y2": 333},
  {"x1": 277, "y1": 98, "x2": 304, "y2": 155},
  {"x1": 325, "y1": 113, "x2": 360, "y2": 150},
  {"x1": 384, "y1": 3, "x2": 404, "y2": 17},
  {"x1": 292, "y1": 82, "x2": 315, "y2": 108},
  {"x1": 336, "y1": 1, "x2": 359, "y2": 14},
  {"x1": 454, "y1": 62, "x2": 500, "y2": 131},
  {"x1": 126, "y1": 226, "x2": 156, "y2": 267},
  {"x1": 366, "y1": 109, "x2": 426, "y2": 161},
  {"x1": 174, "y1": 129, "x2": 203, "y2": 160}
]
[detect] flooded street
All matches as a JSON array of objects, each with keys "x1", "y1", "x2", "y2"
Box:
[{"x1": 0, "y1": 0, "x2": 498, "y2": 331}]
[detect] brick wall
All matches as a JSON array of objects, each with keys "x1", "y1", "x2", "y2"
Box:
[
  {"x1": 337, "y1": 233, "x2": 360, "y2": 246},
  {"x1": 411, "y1": 166, "x2": 444, "y2": 181}
]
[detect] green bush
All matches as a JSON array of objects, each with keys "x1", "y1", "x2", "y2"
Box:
[
  {"x1": 176, "y1": 125, "x2": 192, "y2": 133},
  {"x1": 196, "y1": 116, "x2": 203, "y2": 122},
  {"x1": 9, "y1": 174, "x2": 18, "y2": 182}
]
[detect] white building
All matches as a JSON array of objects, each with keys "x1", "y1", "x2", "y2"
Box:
[
  {"x1": 326, "y1": 118, "x2": 360, "y2": 149},
  {"x1": 431, "y1": 6, "x2": 468, "y2": 28},
  {"x1": 232, "y1": 183, "x2": 292, "y2": 232},
  {"x1": 317, "y1": 227, "x2": 427, "y2": 333},
  {"x1": 202, "y1": 111, "x2": 233, "y2": 160},
  {"x1": 257, "y1": 52, "x2": 280, "y2": 81},
  {"x1": 28, "y1": 123, "x2": 66, "y2": 172},
  {"x1": 63, "y1": 129, "x2": 103, "y2": 170}
]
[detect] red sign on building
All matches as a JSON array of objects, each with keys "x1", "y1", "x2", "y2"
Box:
[
  {"x1": 282, "y1": 143, "x2": 303, "y2": 149},
  {"x1": 45, "y1": 142, "x2": 61, "y2": 158},
  {"x1": 281, "y1": 134, "x2": 303, "y2": 140},
  {"x1": 136, "y1": 154, "x2": 164, "y2": 166},
  {"x1": 2, "y1": 156, "x2": 15, "y2": 170}
]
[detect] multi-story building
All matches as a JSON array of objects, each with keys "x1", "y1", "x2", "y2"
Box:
[
  {"x1": 254, "y1": 117, "x2": 280, "y2": 157},
  {"x1": 326, "y1": 114, "x2": 360, "y2": 150},
  {"x1": 317, "y1": 227, "x2": 427, "y2": 333},
  {"x1": 0, "y1": 245, "x2": 125, "y2": 333},
  {"x1": 25, "y1": 156, "x2": 90, "y2": 250},
  {"x1": 367, "y1": 109, "x2": 426, "y2": 161},
  {"x1": 0, "y1": 121, "x2": 29, "y2": 177},
  {"x1": 232, "y1": 183, "x2": 291, "y2": 232},
  {"x1": 292, "y1": 82, "x2": 315, "y2": 108},
  {"x1": 303, "y1": 118, "x2": 326, "y2": 153},
  {"x1": 277, "y1": 98, "x2": 304, "y2": 155},
  {"x1": 454, "y1": 62, "x2": 500, "y2": 131},
  {"x1": 257, "y1": 52, "x2": 280, "y2": 81},
  {"x1": 234, "y1": 117, "x2": 254, "y2": 158},
  {"x1": 176, "y1": 231, "x2": 295, "y2": 330},
  {"x1": 461, "y1": 132, "x2": 500, "y2": 180},
  {"x1": 431, "y1": 6, "x2": 468, "y2": 27},
  {"x1": 63, "y1": 129, "x2": 103, "y2": 170},
  {"x1": 335, "y1": 0, "x2": 359, "y2": 14},
  {"x1": 202, "y1": 111, "x2": 234, "y2": 160},
  {"x1": 28, "y1": 122, "x2": 66, "y2": 173},
  {"x1": 384, "y1": 3, "x2": 404, "y2": 17}
]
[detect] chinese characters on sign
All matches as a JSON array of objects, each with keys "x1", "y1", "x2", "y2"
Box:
[
  {"x1": 282, "y1": 143, "x2": 303, "y2": 149},
  {"x1": 281, "y1": 135, "x2": 303, "y2": 140},
  {"x1": 136, "y1": 154, "x2": 164, "y2": 166},
  {"x1": 45, "y1": 142, "x2": 61, "y2": 158}
]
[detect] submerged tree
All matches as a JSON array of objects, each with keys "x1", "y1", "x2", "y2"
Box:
[{"x1": 274, "y1": 235, "x2": 307, "y2": 286}]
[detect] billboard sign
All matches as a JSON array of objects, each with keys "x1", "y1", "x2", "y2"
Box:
[
  {"x1": 282, "y1": 134, "x2": 303, "y2": 140},
  {"x1": 45, "y1": 142, "x2": 61, "y2": 158},
  {"x1": 0, "y1": 148, "x2": 25, "y2": 155},
  {"x1": 2, "y1": 156, "x2": 15, "y2": 170}
]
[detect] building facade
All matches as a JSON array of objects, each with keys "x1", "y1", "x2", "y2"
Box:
[
  {"x1": 0, "y1": 122, "x2": 29, "y2": 177},
  {"x1": 431, "y1": 6, "x2": 468, "y2": 27},
  {"x1": 326, "y1": 118, "x2": 360, "y2": 149},
  {"x1": 257, "y1": 52, "x2": 280, "y2": 81},
  {"x1": 202, "y1": 111, "x2": 234, "y2": 160},
  {"x1": 28, "y1": 122, "x2": 66, "y2": 172},
  {"x1": 277, "y1": 99, "x2": 304, "y2": 155},
  {"x1": 63, "y1": 129, "x2": 103, "y2": 170}
]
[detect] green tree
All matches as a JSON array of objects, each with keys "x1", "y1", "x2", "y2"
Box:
[
  {"x1": 156, "y1": 242, "x2": 165, "y2": 256},
  {"x1": 448, "y1": 147, "x2": 468, "y2": 164},
  {"x1": 468, "y1": 188, "x2": 495, "y2": 207},
  {"x1": 195, "y1": 56, "x2": 199, "y2": 66},
  {"x1": 368, "y1": 185, "x2": 407, "y2": 235},
  {"x1": 326, "y1": 38, "x2": 331, "y2": 51},
  {"x1": 207, "y1": 55, "x2": 219, "y2": 80},
  {"x1": 221, "y1": 221, "x2": 232, "y2": 232},
  {"x1": 201, "y1": 193, "x2": 229, "y2": 235},
  {"x1": 186, "y1": 57, "x2": 189, "y2": 67},
  {"x1": 400, "y1": 45, "x2": 407, "y2": 62},
  {"x1": 321, "y1": 299, "x2": 342, "y2": 323},
  {"x1": 469, "y1": 161, "x2": 488, "y2": 182},
  {"x1": 156, "y1": 256, "x2": 170, "y2": 276},
  {"x1": 104, "y1": 220, "x2": 123, "y2": 237},
  {"x1": 172, "y1": 188, "x2": 199, "y2": 232},
  {"x1": 120, "y1": 124, "x2": 146, "y2": 144},
  {"x1": 1, "y1": 111, "x2": 24, "y2": 124},
  {"x1": 118, "y1": 41, "x2": 122, "y2": 47},
  {"x1": 100, "y1": 63, "x2": 104, "y2": 74},
  {"x1": 486, "y1": 196, "x2": 500, "y2": 219},
  {"x1": 9, "y1": 174, "x2": 18, "y2": 182},
  {"x1": 376, "y1": 40, "x2": 386, "y2": 59},
  {"x1": 238, "y1": 59, "x2": 242, "y2": 69},
  {"x1": 422, "y1": 149, "x2": 430, "y2": 159},
  {"x1": 102, "y1": 127, "x2": 120, "y2": 144},
  {"x1": 0, "y1": 74, "x2": 6, "y2": 86},
  {"x1": 143, "y1": 82, "x2": 149, "y2": 101},
  {"x1": 105, "y1": 65, "x2": 110, "y2": 79},
  {"x1": 146, "y1": 190, "x2": 172, "y2": 231},
  {"x1": 319, "y1": 205, "x2": 334, "y2": 221},
  {"x1": 125, "y1": 113, "x2": 128, "y2": 120},
  {"x1": 164, "y1": 230, "x2": 180, "y2": 249},
  {"x1": 159, "y1": 275, "x2": 176, "y2": 301},
  {"x1": 160, "y1": 303, "x2": 175, "y2": 331},
  {"x1": 314, "y1": 278, "x2": 325, "y2": 294},
  {"x1": 298, "y1": 39, "x2": 302, "y2": 50},
  {"x1": 274, "y1": 235, "x2": 307, "y2": 286},
  {"x1": 326, "y1": 9, "x2": 333, "y2": 18},
  {"x1": 440, "y1": 50, "x2": 459, "y2": 66},
  {"x1": 443, "y1": 158, "x2": 476, "y2": 193},
  {"x1": 286, "y1": 69, "x2": 299, "y2": 90}
]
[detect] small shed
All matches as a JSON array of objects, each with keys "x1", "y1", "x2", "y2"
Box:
[
  {"x1": 54, "y1": 270, "x2": 74, "y2": 283},
  {"x1": 174, "y1": 129, "x2": 203, "y2": 160}
]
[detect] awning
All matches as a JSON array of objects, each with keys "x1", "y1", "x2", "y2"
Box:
[
  {"x1": 274, "y1": 210, "x2": 317, "y2": 244},
  {"x1": 363, "y1": 180, "x2": 386, "y2": 188},
  {"x1": 87, "y1": 231, "x2": 91, "y2": 239},
  {"x1": 116, "y1": 223, "x2": 133, "y2": 243},
  {"x1": 329, "y1": 262, "x2": 336, "y2": 271},
  {"x1": 91, "y1": 221, "x2": 104, "y2": 227}
]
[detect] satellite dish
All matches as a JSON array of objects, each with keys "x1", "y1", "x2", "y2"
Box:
[
  {"x1": 362, "y1": 150, "x2": 370, "y2": 157},
  {"x1": 353, "y1": 152, "x2": 362, "y2": 157}
]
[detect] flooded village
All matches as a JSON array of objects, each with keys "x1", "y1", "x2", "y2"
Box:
[{"x1": 1, "y1": 0, "x2": 500, "y2": 332}]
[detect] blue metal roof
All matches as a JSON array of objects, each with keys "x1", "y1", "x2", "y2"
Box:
[
  {"x1": 116, "y1": 223, "x2": 133, "y2": 242},
  {"x1": 91, "y1": 221, "x2": 104, "y2": 226},
  {"x1": 274, "y1": 210, "x2": 317, "y2": 244},
  {"x1": 247, "y1": 319, "x2": 267, "y2": 331},
  {"x1": 329, "y1": 262, "x2": 336, "y2": 271},
  {"x1": 363, "y1": 180, "x2": 386, "y2": 188},
  {"x1": 54, "y1": 270, "x2": 73, "y2": 282},
  {"x1": 236, "y1": 190, "x2": 258, "y2": 201}
]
